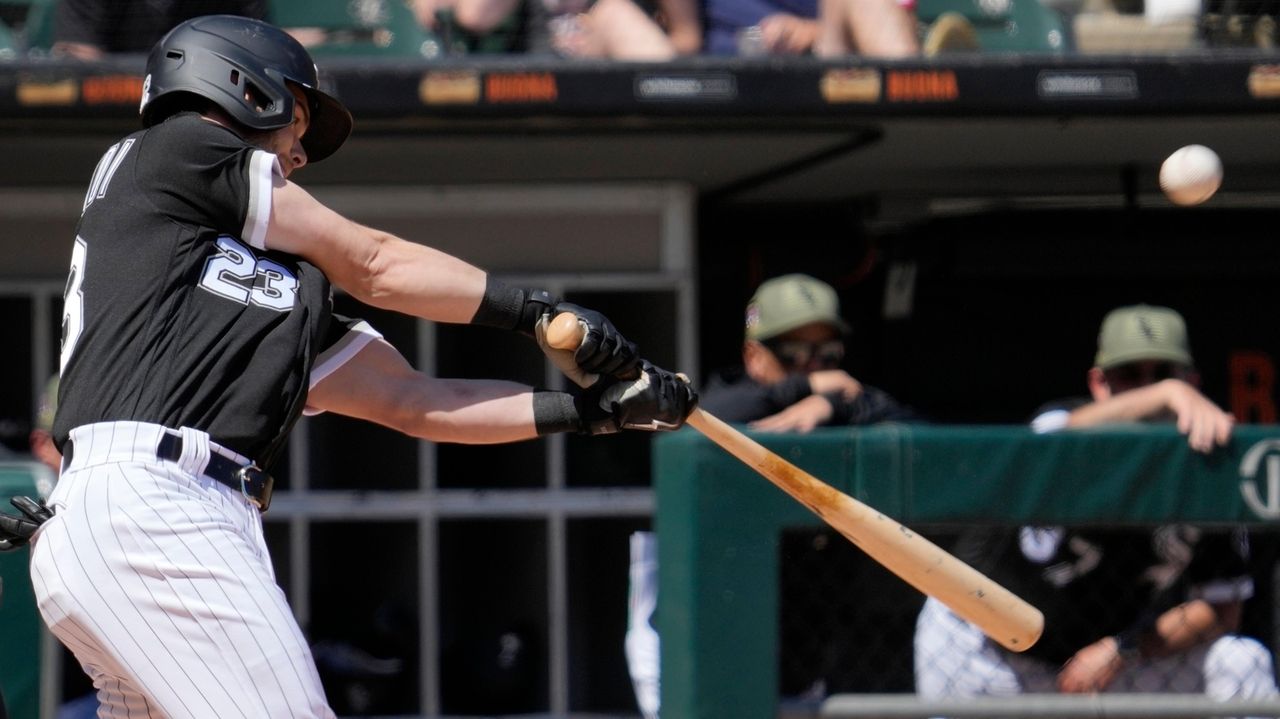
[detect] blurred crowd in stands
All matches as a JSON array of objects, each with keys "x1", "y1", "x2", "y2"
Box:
[{"x1": 0, "y1": 0, "x2": 1276, "y2": 62}]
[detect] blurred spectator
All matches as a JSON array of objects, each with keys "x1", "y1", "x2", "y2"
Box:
[
  {"x1": 626, "y1": 274, "x2": 919, "y2": 718},
  {"x1": 411, "y1": 0, "x2": 700, "y2": 58},
  {"x1": 914, "y1": 304, "x2": 1280, "y2": 702},
  {"x1": 700, "y1": 273, "x2": 919, "y2": 431},
  {"x1": 703, "y1": 0, "x2": 920, "y2": 56},
  {"x1": 51, "y1": 0, "x2": 266, "y2": 59}
]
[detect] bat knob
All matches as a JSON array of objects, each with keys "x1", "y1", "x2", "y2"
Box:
[{"x1": 546, "y1": 312, "x2": 584, "y2": 350}]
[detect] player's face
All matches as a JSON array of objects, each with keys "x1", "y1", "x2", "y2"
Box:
[
  {"x1": 765, "y1": 324, "x2": 845, "y2": 374},
  {"x1": 1102, "y1": 359, "x2": 1191, "y2": 394},
  {"x1": 264, "y1": 86, "x2": 312, "y2": 177},
  {"x1": 746, "y1": 322, "x2": 845, "y2": 384}
]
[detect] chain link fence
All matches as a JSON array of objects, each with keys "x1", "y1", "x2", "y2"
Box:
[{"x1": 780, "y1": 527, "x2": 1280, "y2": 705}]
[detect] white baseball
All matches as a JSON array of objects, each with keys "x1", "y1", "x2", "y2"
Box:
[{"x1": 1159, "y1": 144, "x2": 1222, "y2": 206}]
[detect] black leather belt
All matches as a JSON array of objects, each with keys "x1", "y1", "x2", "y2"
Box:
[
  {"x1": 156, "y1": 433, "x2": 274, "y2": 512},
  {"x1": 63, "y1": 432, "x2": 274, "y2": 512}
]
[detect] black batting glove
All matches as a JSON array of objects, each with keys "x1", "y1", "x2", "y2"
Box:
[
  {"x1": 0, "y1": 496, "x2": 53, "y2": 551},
  {"x1": 552, "y1": 302, "x2": 640, "y2": 378},
  {"x1": 575, "y1": 361, "x2": 698, "y2": 435}
]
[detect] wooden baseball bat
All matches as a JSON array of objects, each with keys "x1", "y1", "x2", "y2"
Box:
[{"x1": 547, "y1": 312, "x2": 1043, "y2": 652}]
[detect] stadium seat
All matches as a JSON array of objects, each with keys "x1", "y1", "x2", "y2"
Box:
[
  {"x1": 1072, "y1": 12, "x2": 1200, "y2": 51},
  {"x1": 0, "y1": 0, "x2": 56, "y2": 54},
  {"x1": 917, "y1": 0, "x2": 1071, "y2": 51},
  {"x1": 269, "y1": 0, "x2": 447, "y2": 57},
  {"x1": 431, "y1": 7, "x2": 524, "y2": 55},
  {"x1": 0, "y1": 20, "x2": 16, "y2": 59}
]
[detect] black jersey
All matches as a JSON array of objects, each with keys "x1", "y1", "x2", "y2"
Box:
[
  {"x1": 955, "y1": 525, "x2": 1252, "y2": 664},
  {"x1": 953, "y1": 397, "x2": 1256, "y2": 664},
  {"x1": 54, "y1": 113, "x2": 375, "y2": 466},
  {"x1": 700, "y1": 366, "x2": 920, "y2": 425}
]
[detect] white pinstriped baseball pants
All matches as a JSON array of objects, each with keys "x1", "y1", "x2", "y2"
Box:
[{"x1": 29, "y1": 422, "x2": 334, "y2": 718}]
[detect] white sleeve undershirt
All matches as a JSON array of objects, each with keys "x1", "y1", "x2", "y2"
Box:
[{"x1": 241, "y1": 149, "x2": 280, "y2": 251}]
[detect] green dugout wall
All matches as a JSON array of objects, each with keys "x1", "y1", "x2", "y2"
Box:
[
  {"x1": 653, "y1": 424, "x2": 1280, "y2": 719},
  {"x1": 0, "y1": 462, "x2": 51, "y2": 719}
]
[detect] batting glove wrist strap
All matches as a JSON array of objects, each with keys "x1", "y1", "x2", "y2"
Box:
[
  {"x1": 533, "y1": 390, "x2": 584, "y2": 436},
  {"x1": 0, "y1": 495, "x2": 54, "y2": 552},
  {"x1": 574, "y1": 380, "x2": 623, "y2": 435},
  {"x1": 470, "y1": 277, "x2": 558, "y2": 338}
]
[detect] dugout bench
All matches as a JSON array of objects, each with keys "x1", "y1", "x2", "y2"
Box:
[{"x1": 653, "y1": 424, "x2": 1280, "y2": 719}]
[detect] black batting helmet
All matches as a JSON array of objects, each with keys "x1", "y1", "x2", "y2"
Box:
[{"x1": 140, "y1": 15, "x2": 353, "y2": 163}]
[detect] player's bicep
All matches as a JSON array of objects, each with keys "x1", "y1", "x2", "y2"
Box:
[
  {"x1": 266, "y1": 177, "x2": 380, "y2": 293},
  {"x1": 267, "y1": 177, "x2": 488, "y2": 322}
]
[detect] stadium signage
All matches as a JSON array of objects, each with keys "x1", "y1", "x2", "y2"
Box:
[
  {"x1": 820, "y1": 69, "x2": 881, "y2": 103},
  {"x1": 420, "y1": 71, "x2": 481, "y2": 105},
  {"x1": 1036, "y1": 70, "x2": 1138, "y2": 99},
  {"x1": 1239, "y1": 438, "x2": 1280, "y2": 519},
  {"x1": 1247, "y1": 65, "x2": 1280, "y2": 98},
  {"x1": 884, "y1": 70, "x2": 957, "y2": 102},
  {"x1": 485, "y1": 73, "x2": 558, "y2": 103},
  {"x1": 633, "y1": 73, "x2": 737, "y2": 101},
  {"x1": 82, "y1": 75, "x2": 144, "y2": 106},
  {"x1": 14, "y1": 76, "x2": 77, "y2": 106}
]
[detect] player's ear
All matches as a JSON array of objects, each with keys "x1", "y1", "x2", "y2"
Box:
[
  {"x1": 1087, "y1": 366, "x2": 1110, "y2": 401},
  {"x1": 744, "y1": 340, "x2": 783, "y2": 384}
]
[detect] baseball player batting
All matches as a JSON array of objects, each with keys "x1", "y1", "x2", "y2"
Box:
[{"x1": 8, "y1": 15, "x2": 696, "y2": 717}]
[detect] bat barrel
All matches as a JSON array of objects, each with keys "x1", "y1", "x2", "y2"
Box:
[{"x1": 688, "y1": 409, "x2": 1044, "y2": 652}]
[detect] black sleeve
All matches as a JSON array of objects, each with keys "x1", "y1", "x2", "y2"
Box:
[
  {"x1": 831, "y1": 385, "x2": 922, "y2": 425},
  {"x1": 1183, "y1": 527, "x2": 1253, "y2": 596},
  {"x1": 140, "y1": 115, "x2": 275, "y2": 245},
  {"x1": 1123, "y1": 526, "x2": 1253, "y2": 642},
  {"x1": 700, "y1": 372, "x2": 812, "y2": 423}
]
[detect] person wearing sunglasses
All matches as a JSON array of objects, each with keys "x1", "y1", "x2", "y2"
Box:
[
  {"x1": 699, "y1": 273, "x2": 918, "y2": 432},
  {"x1": 915, "y1": 304, "x2": 1277, "y2": 707},
  {"x1": 624, "y1": 273, "x2": 917, "y2": 719}
]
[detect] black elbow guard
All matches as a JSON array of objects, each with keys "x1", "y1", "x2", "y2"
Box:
[{"x1": 471, "y1": 277, "x2": 558, "y2": 337}]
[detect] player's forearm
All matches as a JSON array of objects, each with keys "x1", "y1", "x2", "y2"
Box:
[
  {"x1": 1140, "y1": 600, "x2": 1235, "y2": 658},
  {"x1": 408, "y1": 379, "x2": 545, "y2": 444},
  {"x1": 1066, "y1": 381, "x2": 1178, "y2": 428}
]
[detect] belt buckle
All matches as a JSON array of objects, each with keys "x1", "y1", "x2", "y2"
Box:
[{"x1": 234, "y1": 465, "x2": 274, "y2": 513}]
